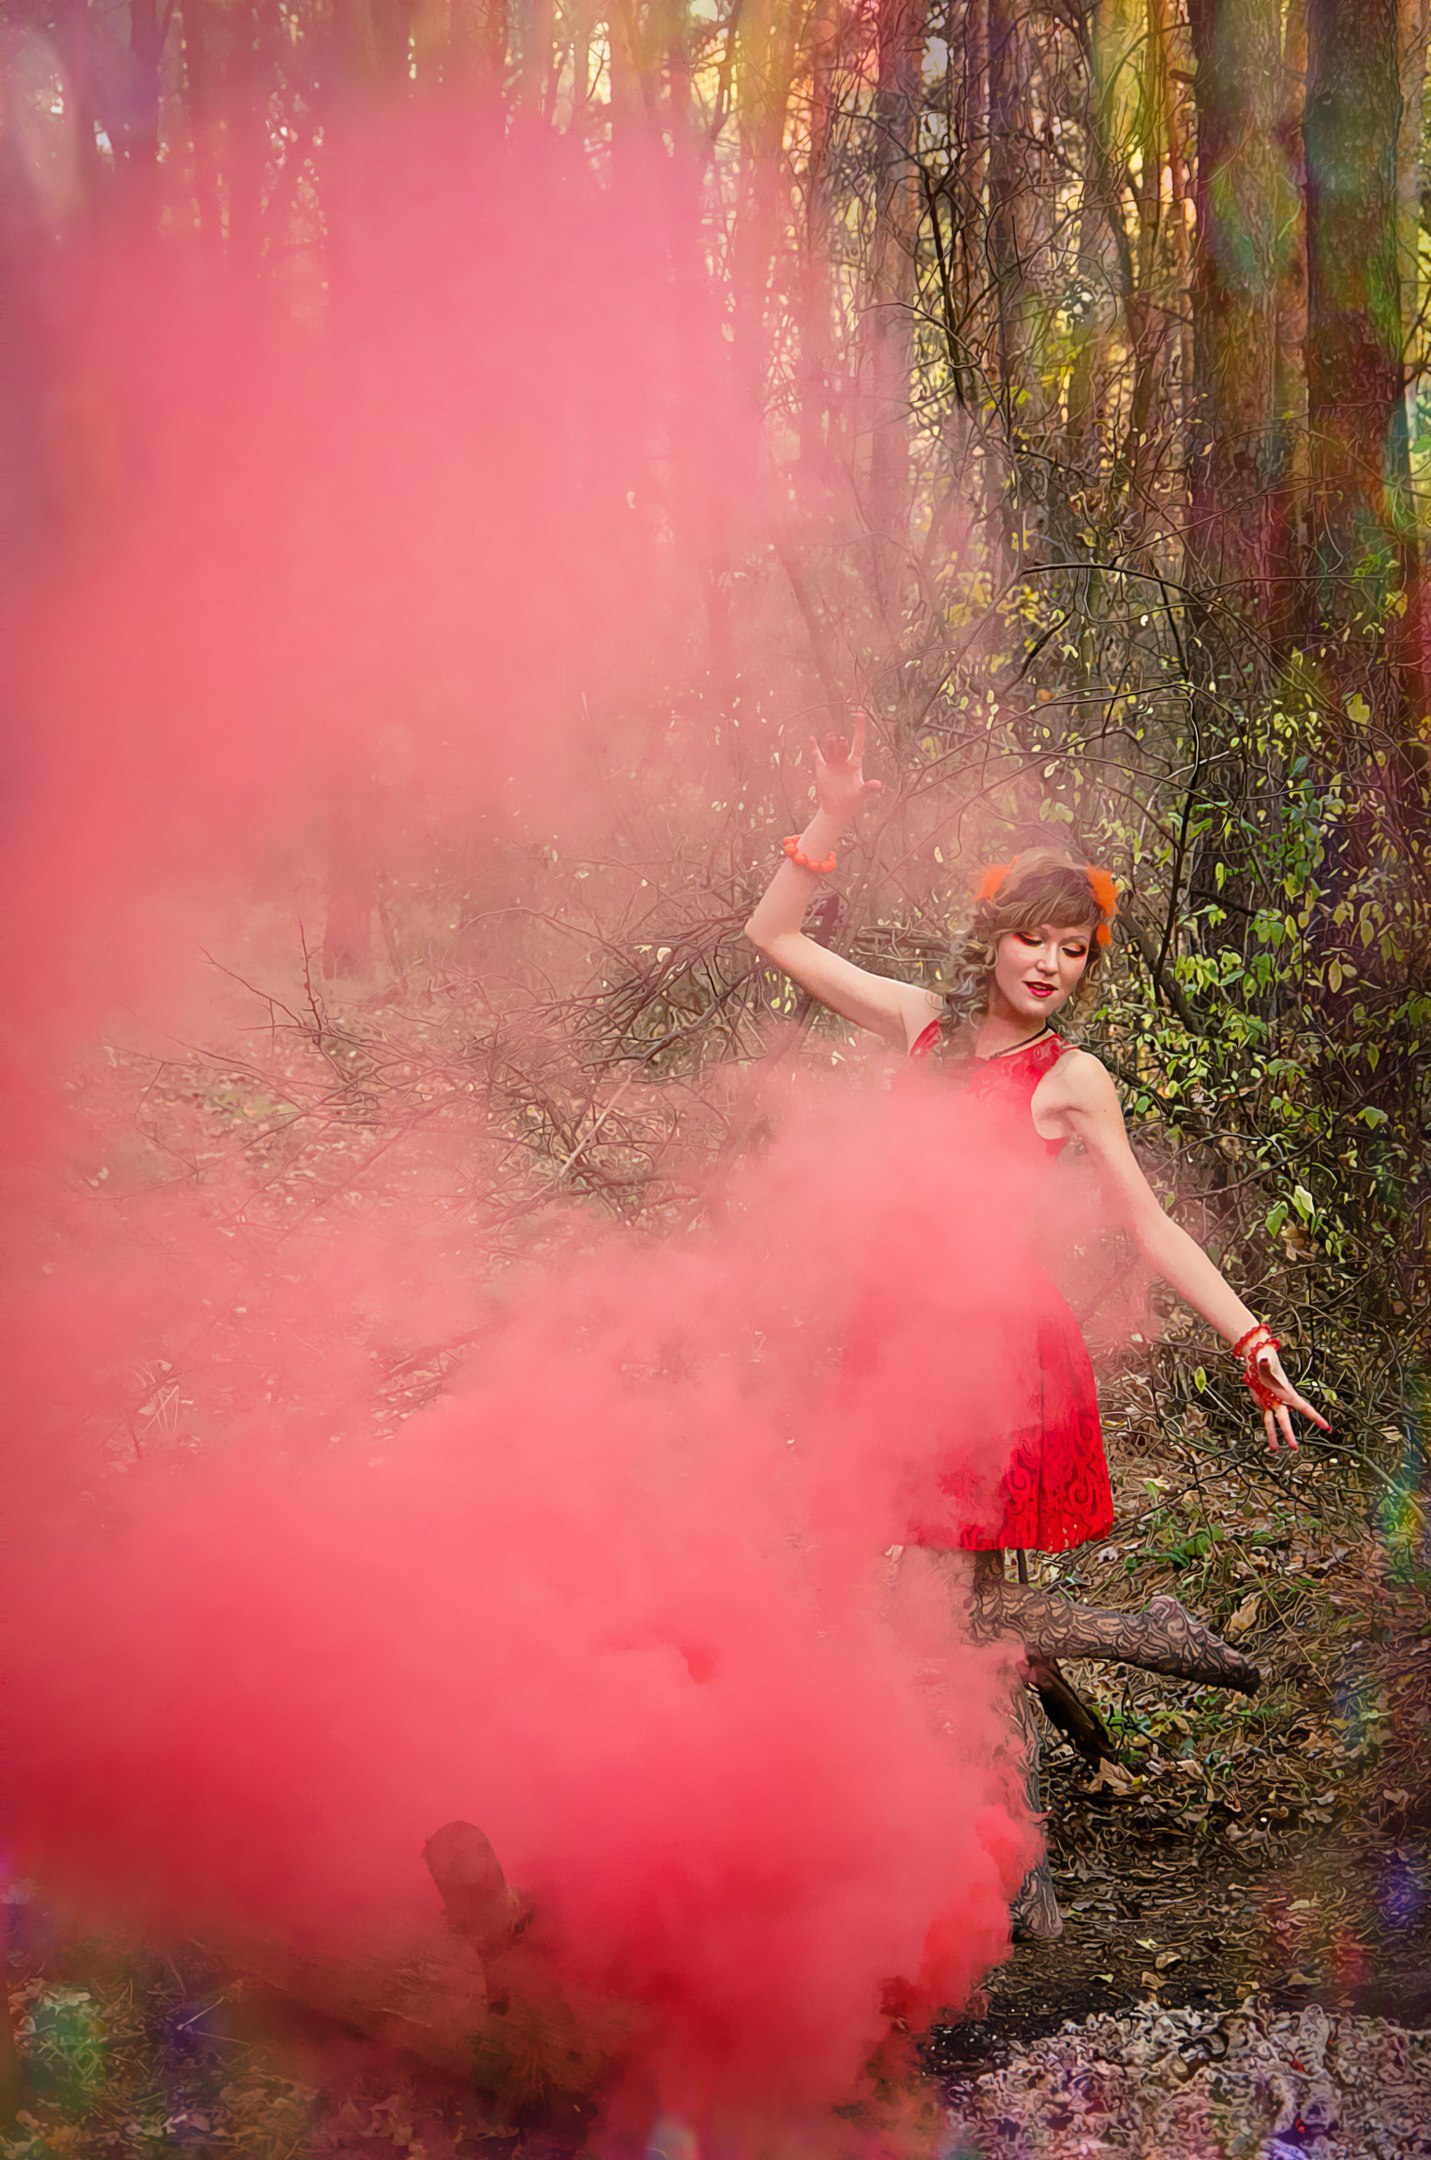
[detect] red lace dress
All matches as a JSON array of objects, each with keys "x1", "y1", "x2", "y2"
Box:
[{"x1": 904, "y1": 1020, "x2": 1115, "y2": 1554}]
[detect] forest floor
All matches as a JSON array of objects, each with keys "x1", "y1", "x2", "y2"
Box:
[
  {"x1": 922, "y1": 1486, "x2": 1431, "y2": 2154},
  {"x1": 8, "y1": 1028, "x2": 1429, "y2": 2155},
  {"x1": 939, "y1": 1565, "x2": 1431, "y2": 2056},
  {"x1": 7, "y1": 1527, "x2": 1429, "y2": 2158}
]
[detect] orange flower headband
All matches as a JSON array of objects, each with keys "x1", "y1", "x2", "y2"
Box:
[{"x1": 974, "y1": 858, "x2": 1119, "y2": 946}]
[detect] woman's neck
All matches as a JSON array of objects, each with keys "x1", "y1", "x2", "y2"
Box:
[{"x1": 973, "y1": 1014, "x2": 1051, "y2": 1060}]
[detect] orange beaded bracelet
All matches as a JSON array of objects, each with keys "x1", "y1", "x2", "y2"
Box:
[{"x1": 782, "y1": 834, "x2": 837, "y2": 875}]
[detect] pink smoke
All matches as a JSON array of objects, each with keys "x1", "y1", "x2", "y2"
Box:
[{"x1": 0, "y1": 100, "x2": 1044, "y2": 2140}]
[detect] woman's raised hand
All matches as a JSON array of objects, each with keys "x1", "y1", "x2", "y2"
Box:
[
  {"x1": 1253, "y1": 1347, "x2": 1332, "y2": 1454},
  {"x1": 807, "y1": 708, "x2": 884, "y2": 823}
]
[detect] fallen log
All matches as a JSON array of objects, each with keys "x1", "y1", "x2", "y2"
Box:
[
  {"x1": 211, "y1": 1918, "x2": 491, "y2": 2076},
  {"x1": 423, "y1": 1820, "x2": 533, "y2": 1953},
  {"x1": 204, "y1": 1821, "x2": 631, "y2": 2110}
]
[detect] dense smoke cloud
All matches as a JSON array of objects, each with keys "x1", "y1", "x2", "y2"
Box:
[{"x1": 0, "y1": 102, "x2": 1044, "y2": 2139}]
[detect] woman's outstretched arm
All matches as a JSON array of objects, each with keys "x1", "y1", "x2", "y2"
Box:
[
  {"x1": 1047, "y1": 1050, "x2": 1330, "y2": 1451},
  {"x1": 744, "y1": 713, "x2": 940, "y2": 1051}
]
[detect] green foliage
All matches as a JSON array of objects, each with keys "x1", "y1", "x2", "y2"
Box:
[{"x1": 21, "y1": 1990, "x2": 108, "y2": 2114}]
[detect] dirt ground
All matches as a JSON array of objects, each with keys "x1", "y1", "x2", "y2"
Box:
[
  {"x1": 933, "y1": 1567, "x2": 1431, "y2": 2076},
  {"x1": 8, "y1": 1794, "x2": 1428, "y2": 2160},
  {"x1": 8, "y1": 1362, "x2": 1429, "y2": 2156},
  {"x1": 933, "y1": 1770, "x2": 1431, "y2": 2072},
  {"x1": 9, "y1": 1662, "x2": 1430, "y2": 2160}
]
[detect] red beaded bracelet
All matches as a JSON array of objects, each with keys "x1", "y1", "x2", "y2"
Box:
[
  {"x1": 783, "y1": 835, "x2": 837, "y2": 875},
  {"x1": 1233, "y1": 1324, "x2": 1283, "y2": 1410}
]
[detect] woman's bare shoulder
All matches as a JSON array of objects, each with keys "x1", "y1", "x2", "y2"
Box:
[{"x1": 1046, "y1": 1043, "x2": 1120, "y2": 1106}]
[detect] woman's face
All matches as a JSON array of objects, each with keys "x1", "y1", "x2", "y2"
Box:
[{"x1": 990, "y1": 919, "x2": 1095, "y2": 1023}]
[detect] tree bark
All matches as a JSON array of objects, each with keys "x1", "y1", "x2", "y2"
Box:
[
  {"x1": 1186, "y1": 0, "x2": 1287, "y2": 633},
  {"x1": 1303, "y1": 0, "x2": 1404, "y2": 637},
  {"x1": 126, "y1": 0, "x2": 168, "y2": 172},
  {"x1": 1394, "y1": 0, "x2": 1431, "y2": 737},
  {"x1": 865, "y1": 0, "x2": 930, "y2": 605},
  {"x1": 1269, "y1": 0, "x2": 1309, "y2": 641},
  {"x1": 1064, "y1": 3, "x2": 1116, "y2": 475},
  {"x1": 798, "y1": 0, "x2": 843, "y2": 497},
  {"x1": 987, "y1": 0, "x2": 1032, "y2": 434}
]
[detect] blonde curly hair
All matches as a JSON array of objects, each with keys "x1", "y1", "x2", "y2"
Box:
[{"x1": 942, "y1": 846, "x2": 1112, "y2": 1039}]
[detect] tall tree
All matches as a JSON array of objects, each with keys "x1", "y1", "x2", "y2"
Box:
[
  {"x1": 864, "y1": 0, "x2": 930, "y2": 605},
  {"x1": 987, "y1": 0, "x2": 1032, "y2": 418},
  {"x1": 1185, "y1": 0, "x2": 1288, "y2": 637},
  {"x1": 1394, "y1": 0, "x2": 1431, "y2": 733},
  {"x1": 797, "y1": 0, "x2": 845, "y2": 494},
  {"x1": 1303, "y1": 0, "x2": 1405, "y2": 648},
  {"x1": 1270, "y1": 0, "x2": 1309, "y2": 630}
]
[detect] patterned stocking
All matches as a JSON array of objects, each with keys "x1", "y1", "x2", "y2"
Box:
[
  {"x1": 1008, "y1": 1681, "x2": 1062, "y2": 1942},
  {"x1": 969, "y1": 1552, "x2": 1259, "y2": 1693}
]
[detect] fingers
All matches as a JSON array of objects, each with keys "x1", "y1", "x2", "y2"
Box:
[
  {"x1": 1287, "y1": 1387, "x2": 1332, "y2": 1434},
  {"x1": 1262, "y1": 1404, "x2": 1297, "y2": 1453},
  {"x1": 1242, "y1": 1353, "x2": 1328, "y2": 1457},
  {"x1": 1261, "y1": 1353, "x2": 1332, "y2": 1436},
  {"x1": 808, "y1": 711, "x2": 880, "y2": 794}
]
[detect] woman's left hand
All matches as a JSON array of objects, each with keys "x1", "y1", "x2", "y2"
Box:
[{"x1": 1252, "y1": 1347, "x2": 1331, "y2": 1453}]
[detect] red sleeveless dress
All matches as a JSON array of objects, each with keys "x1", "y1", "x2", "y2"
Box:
[{"x1": 905, "y1": 1020, "x2": 1115, "y2": 1554}]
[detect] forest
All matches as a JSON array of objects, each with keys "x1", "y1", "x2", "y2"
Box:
[{"x1": 1, "y1": 0, "x2": 1429, "y2": 2153}]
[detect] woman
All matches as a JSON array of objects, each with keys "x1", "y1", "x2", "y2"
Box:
[{"x1": 743, "y1": 714, "x2": 1329, "y2": 1935}]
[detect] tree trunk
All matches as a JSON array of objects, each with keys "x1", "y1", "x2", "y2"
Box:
[
  {"x1": 1107, "y1": 0, "x2": 1179, "y2": 546},
  {"x1": 1304, "y1": 0, "x2": 1404, "y2": 642},
  {"x1": 865, "y1": 0, "x2": 930, "y2": 606},
  {"x1": 987, "y1": 0, "x2": 1031, "y2": 433},
  {"x1": 179, "y1": 0, "x2": 227, "y2": 251},
  {"x1": 798, "y1": 0, "x2": 843, "y2": 498},
  {"x1": 1064, "y1": 3, "x2": 1116, "y2": 475},
  {"x1": 1186, "y1": 0, "x2": 1286, "y2": 636},
  {"x1": 1394, "y1": 0, "x2": 1431, "y2": 736},
  {"x1": 226, "y1": 0, "x2": 270, "y2": 274},
  {"x1": 51, "y1": 0, "x2": 109, "y2": 205},
  {"x1": 960, "y1": 0, "x2": 989, "y2": 335},
  {"x1": 126, "y1": 0, "x2": 168, "y2": 172},
  {"x1": 1270, "y1": 0, "x2": 1309, "y2": 643},
  {"x1": 985, "y1": 0, "x2": 1059, "y2": 559}
]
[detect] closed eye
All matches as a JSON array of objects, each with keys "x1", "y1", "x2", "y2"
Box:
[{"x1": 1016, "y1": 933, "x2": 1088, "y2": 956}]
